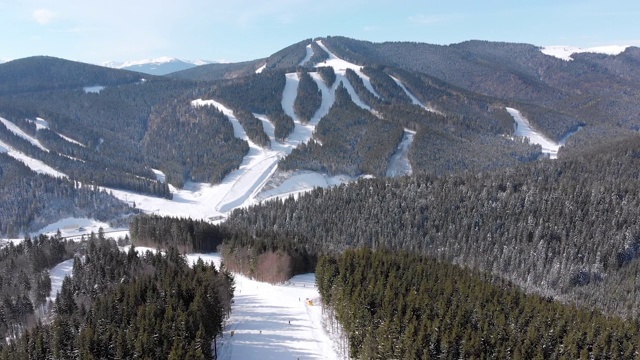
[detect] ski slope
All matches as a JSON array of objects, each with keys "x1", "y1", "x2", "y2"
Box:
[
  {"x1": 506, "y1": 107, "x2": 581, "y2": 159},
  {"x1": 185, "y1": 253, "x2": 340, "y2": 360},
  {"x1": 48, "y1": 258, "x2": 74, "y2": 303},
  {"x1": 0, "y1": 138, "x2": 66, "y2": 178},
  {"x1": 386, "y1": 129, "x2": 415, "y2": 177}
]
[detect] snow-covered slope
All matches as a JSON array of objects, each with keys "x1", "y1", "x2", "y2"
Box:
[
  {"x1": 506, "y1": 107, "x2": 581, "y2": 159},
  {"x1": 540, "y1": 45, "x2": 629, "y2": 61},
  {"x1": 386, "y1": 129, "x2": 415, "y2": 177},
  {"x1": 0, "y1": 138, "x2": 66, "y2": 178},
  {"x1": 185, "y1": 253, "x2": 340, "y2": 360},
  {"x1": 103, "y1": 57, "x2": 215, "y2": 76}
]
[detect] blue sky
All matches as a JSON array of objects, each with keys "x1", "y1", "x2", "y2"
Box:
[{"x1": 1, "y1": 0, "x2": 638, "y2": 64}]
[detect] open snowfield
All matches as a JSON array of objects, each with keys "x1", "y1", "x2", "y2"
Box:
[{"x1": 541, "y1": 45, "x2": 630, "y2": 61}]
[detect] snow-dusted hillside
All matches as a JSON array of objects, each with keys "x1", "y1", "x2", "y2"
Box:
[
  {"x1": 103, "y1": 57, "x2": 215, "y2": 75},
  {"x1": 84, "y1": 41, "x2": 415, "y2": 225}
]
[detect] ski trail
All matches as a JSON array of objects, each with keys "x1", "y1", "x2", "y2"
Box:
[
  {"x1": 299, "y1": 44, "x2": 314, "y2": 66},
  {"x1": 386, "y1": 129, "x2": 415, "y2": 177},
  {"x1": 0, "y1": 117, "x2": 49, "y2": 151},
  {"x1": 506, "y1": 107, "x2": 561, "y2": 159},
  {"x1": 191, "y1": 99, "x2": 280, "y2": 212},
  {"x1": 0, "y1": 138, "x2": 67, "y2": 178}
]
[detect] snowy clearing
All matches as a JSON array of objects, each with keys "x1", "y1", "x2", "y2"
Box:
[
  {"x1": 48, "y1": 259, "x2": 74, "y2": 303},
  {"x1": 299, "y1": 44, "x2": 314, "y2": 66},
  {"x1": 540, "y1": 45, "x2": 629, "y2": 61},
  {"x1": 386, "y1": 129, "x2": 415, "y2": 177},
  {"x1": 32, "y1": 217, "x2": 112, "y2": 239},
  {"x1": 506, "y1": 107, "x2": 561, "y2": 158},
  {"x1": 255, "y1": 63, "x2": 266, "y2": 74},
  {"x1": 83, "y1": 85, "x2": 106, "y2": 94}
]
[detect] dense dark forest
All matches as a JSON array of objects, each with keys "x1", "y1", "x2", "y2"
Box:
[
  {"x1": 0, "y1": 154, "x2": 134, "y2": 237},
  {"x1": 0, "y1": 234, "x2": 76, "y2": 341},
  {"x1": 130, "y1": 215, "x2": 226, "y2": 253},
  {"x1": 142, "y1": 101, "x2": 249, "y2": 187},
  {"x1": 0, "y1": 237, "x2": 234, "y2": 359},
  {"x1": 227, "y1": 135, "x2": 640, "y2": 318},
  {"x1": 293, "y1": 70, "x2": 322, "y2": 124},
  {"x1": 318, "y1": 249, "x2": 640, "y2": 359}
]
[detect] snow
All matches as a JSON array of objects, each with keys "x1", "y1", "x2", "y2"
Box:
[
  {"x1": 57, "y1": 133, "x2": 86, "y2": 147},
  {"x1": 299, "y1": 44, "x2": 314, "y2": 66},
  {"x1": 151, "y1": 168, "x2": 166, "y2": 183},
  {"x1": 104, "y1": 56, "x2": 182, "y2": 68},
  {"x1": 255, "y1": 63, "x2": 266, "y2": 74},
  {"x1": 257, "y1": 171, "x2": 356, "y2": 202},
  {"x1": 313, "y1": 40, "x2": 378, "y2": 109},
  {"x1": 0, "y1": 117, "x2": 48, "y2": 151},
  {"x1": 26, "y1": 116, "x2": 86, "y2": 147},
  {"x1": 47, "y1": 259, "x2": 74, "y2": 303},
  {"x1": 83, "y1": 85, "x2": 105, "y2": 94},
  {"x1": 541, "y1": 45, "x2": 630, "y2": 61},
  {"x1": 182, "y1": 253, "x2": 340, "y2": 359},
  {"x1": 29, "y1": 117, "x2": 50, "y2": 131},
  {"x1": 386, "y1": 129, "x2": 415, "y2": 177},
  {"x1": 32, "y1": 217, "x2": 112, "y2": 239},
  {"x1": 506, "y1": 107, "x2": 571, "y2": 159},
  {"x1": 0, "y1": 138, "x2": 66, "y2": 177}
]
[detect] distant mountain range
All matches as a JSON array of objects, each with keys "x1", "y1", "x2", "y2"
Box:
[{"x1": 102, "y1": 56, "x2": 216, "y2": 75}]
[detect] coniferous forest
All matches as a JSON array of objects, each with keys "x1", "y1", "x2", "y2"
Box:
[{"x1": 0, "y1": 237, "x2": 234, "y2": 360}]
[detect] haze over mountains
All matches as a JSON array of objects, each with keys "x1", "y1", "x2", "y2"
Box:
[{"x1": 102, "y1": 56, "x2": 216, "y2": 75}]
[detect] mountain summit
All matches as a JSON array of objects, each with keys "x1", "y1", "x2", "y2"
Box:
[{"x1": 102, "y1": 56, "x2": 215, "y2": 75}]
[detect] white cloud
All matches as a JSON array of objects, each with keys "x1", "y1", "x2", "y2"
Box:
[{"x1": 33, "y1": 8, "x2": 56, "y2": 25}]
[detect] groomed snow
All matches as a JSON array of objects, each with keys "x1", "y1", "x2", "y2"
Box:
[
  {"x1": 299, "y1": 44, "x2": 314, "y2": 66},
  {"x1": 540, "y1": 45, "x2": 630, "y2": 61},
  {"x1": 314, "y1": 40, "x2": 378, "y2": 109},
  {"x1": 183, "y1": 253, "x2": 339, "y2": 360},
  {"x1": 506, "y1": 107, "x2": 561, "y2": 158},
  {"x1": 0, "y1": 117, "x2": 48, "y2": 151},
  {"x1": 48, "y1": 259, "x2": 74, "y2": 303},
  {"x1": 0, "y1": 138, "x2": 66, "y2": 178}
]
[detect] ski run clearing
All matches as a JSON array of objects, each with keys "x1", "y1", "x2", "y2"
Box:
[
  {"x1": 45, "y1": 250, "x2": 340, "y2": 359},
  {"x1": 104, "y1": 41, "x2": 412, "y2": 223},
  {"x1": 506, "y1": 107, "x2": 581, "y2": 159}
]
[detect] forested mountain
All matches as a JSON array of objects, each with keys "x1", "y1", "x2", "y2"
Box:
[
  {"x1": 0, "y1": 56, "x2": 146, "y2": 95},
  {"x1": 226, "y1": 135, "x2": 640, "y2": 318},
  {"x1": 2, "y1": 35, "x2": 640, "y2": 240}
]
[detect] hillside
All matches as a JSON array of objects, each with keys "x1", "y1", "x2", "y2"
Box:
[{"x1": 1, "y1": 36, "x2": 639, "y2": 248}]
